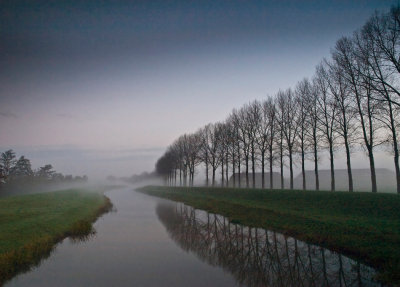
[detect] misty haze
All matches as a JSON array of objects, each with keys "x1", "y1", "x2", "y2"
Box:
[{"x1": 1, "y1": 1, "x2": 400, "y2": 286}]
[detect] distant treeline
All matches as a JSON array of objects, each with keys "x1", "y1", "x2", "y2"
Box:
[
  {"x1": 156, "y1": 6, "x2": 400, "y2": 193},
  {"x1": 0, "y1": 149, "x2": 88, "y2": 189}
]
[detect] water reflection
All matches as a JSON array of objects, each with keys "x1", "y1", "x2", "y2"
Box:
[{"x1": 156, "y1": 202, "x2": 383, "y2": 287}]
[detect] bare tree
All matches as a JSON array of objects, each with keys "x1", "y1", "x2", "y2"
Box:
[
  {"x1": 253, "y1": 100, "x2": 274, "y2": 189},
  {"x1": 230, "y1": 110, "x2": 244, "y2": 188},
  {"x1": 186, "y1": 133, "x2": 202, "y2": 186},
  {"x1": 199, "y1": 125, "x2": 211, "y2": 186},
  {"x1": 276, "y1": 89, "x2": 300, "y2": 189},
  {"x1": 265, "y1": 97, "x2": 277, "y2": 189},
  {"x1": 247, "y1": 101, "x2": 262, "y2": 188},
  {"x1": 295, "y1": 79, "x2": 312, "y2": 190},
  {"x1": 360, "y1": 11, "x2": 400, "y2": 193},
  {"x1": 326, "y1": 59, "x2": 358, "y2": 192},
  {"x1": 334, "y1": 36, "x2": 381, "y2": 192},
  {"x1": 363, "y1": 7, "x2": 400, "y2": 107},
  {"x1": 225, "y1": 116, "x2": 239, "y2": 187},
  {"x1": 314, "y1": 62, "x2": 339, "y2": 191},
  {"x1": 156, "y1": 149, "x2": 176, "y2": 185},
  {"x1": 275, "y1": 91, "x2": 286, "y2": 189},
  {"x1": 216, "y1": 122, "x2": 231, "y2": 187},
  {"x1": 235, "y1": 107, "x2": 252, "y2": 188},
  {"x1": 203, "y1": 123, "x2": 223, "y2": 186}
]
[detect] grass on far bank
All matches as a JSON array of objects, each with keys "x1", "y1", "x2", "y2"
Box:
[
  {"x1": 138, "y1": 185, "x2": 400, "y2": 285},
  {"x1": 0, "y1": 189, "x2": 112, "y2": 284}
]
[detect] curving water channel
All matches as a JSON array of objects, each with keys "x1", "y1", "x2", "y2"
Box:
[{"x1": 7, "y1": 187, "x2": 384, "y2": 287}]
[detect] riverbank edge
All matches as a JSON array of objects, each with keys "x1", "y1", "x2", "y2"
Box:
[
  {"x1": 0, "y1": 191, "x2": 113, "y2": 285},
  {"x1": 137, "y1": 185, "x2": 400, "y2": 285}
]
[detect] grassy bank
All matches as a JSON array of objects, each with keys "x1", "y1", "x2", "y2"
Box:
[
  {"x1": 0, "y1": 189, "x2": 112, "y2": 284},
  {"x1": 138, "y1": 185, "x2": 400, "y2": 284}
]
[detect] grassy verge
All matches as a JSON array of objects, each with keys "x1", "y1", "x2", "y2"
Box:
[
  {"x1": 138, "y1": 185, "x2": 400, "y2": 285},
  {"x1": 0, "y1": 189, "x2": 113, "y2": 284}
]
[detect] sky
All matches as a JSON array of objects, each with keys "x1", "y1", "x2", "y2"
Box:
[{"x1": 0, "y1": 0, "x2": 398, "y2": 179}]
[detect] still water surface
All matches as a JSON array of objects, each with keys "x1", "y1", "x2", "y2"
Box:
[{"x1": 7, "y1": 187, "x2": 383, "y2": 287}]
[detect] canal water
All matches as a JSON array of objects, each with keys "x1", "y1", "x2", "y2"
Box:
[{"x1": 7, "y1": 187, "x2": 383, "y2": 287}]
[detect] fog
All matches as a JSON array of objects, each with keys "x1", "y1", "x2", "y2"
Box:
[
  {"x1": 0, "y1": 145, "x2": 164, "y2": 181},
  {"x1": 0, "y1": 144, "x2": 396, "y2": 187}
]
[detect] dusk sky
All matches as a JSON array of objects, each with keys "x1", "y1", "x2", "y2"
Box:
[{"x1": 1, "y1": 0, "x2": 397, "y2": 179}]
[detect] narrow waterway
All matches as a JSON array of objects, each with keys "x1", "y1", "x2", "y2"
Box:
[{"x1": 7, "y1": 187, "x2": 383, "y2": 287}]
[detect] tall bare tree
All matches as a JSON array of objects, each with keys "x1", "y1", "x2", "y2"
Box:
[
  {"x1": 201, "y1": 123, "x2": 223, "y2": 186},
  {"x1": 314, "y1": 62, "x2": 338, "y2": 191},
  {"x1": 252, "y1": 100, "x2": 273, "y2": 189},
  {"x1": 236, "y1": 107, "x2": 252, "y2": 188},
  {"x1": 295, "y1": 79, "x2": 312, "y2": 190},
  {"x1": 327, "y1": 59, "x2": 358, "y2": 192},
  {"x1": 230, "y1": 110, "x2": 243, "y2": 188},
  {"x1": 246, "y1": 101, "x2": 262, "y2": 188},
  {"x1": 360, "y1": 11, "x2": 400, "y2": 193},
  {"x1": 334, "y1": 36, "x2": 381, "y2": 192},
  {"x1": 275, "y1": 91, "x2": 286, "y2": 189},
  {"x1": 276, "y1": 89, "x2": 300, "y2": 189},
  {"x1": 301, "y1": 82, "x2": 322, "y2": 190},
  {"x1": 264, "y1": 97, "x2": 277, "y2": 189}
]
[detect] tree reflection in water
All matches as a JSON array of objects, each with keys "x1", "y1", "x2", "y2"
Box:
[{"x1": 156, "y1": 202, "x2": 384, "y2": 287}]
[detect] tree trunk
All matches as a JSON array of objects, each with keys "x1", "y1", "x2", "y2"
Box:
[
  {"x1": 280, "y1": 145, "x2": 284, "y2": 189},
  {"x1": 329, "y1": 142, "x2": 335, "y2": 191},
  {"x1": 344, "y1": 135, "x2": 353, "y2": 192},
  {"x1": 221, "y1": 160, "x2": 224, "y2": 187},
  {"x1": 394, "y1": 146, "x2": 400, "y2": 194},
  {"x1": 261, "y1": 151, "x2": 265, "y2": 189},
  {"x1": 388, "y1": 101, "x2": 400, "y2": 194},
  {"x1": 251, "y1": 143, "x2": 256, "y2": 188},
  {"x1": 238, "y1": 159, "x2": 241, "y2": 188},
  {"x1": 289, "y1": 147, "x2": 293, "y2": 190},
  {"x1": 314, "y1": 138, "x2": 319, "y2": 191},
  {"x1": 245, "y1": 155, "x2": 249, "y2": 188},
  {"x1": 280, "y1": 157, "x2": 284, "y2": 189},
  {"x1": 212, "y1": 166, "x2": 216, "y2": 187},
  {"x1": 237, "y1": 142, "x2": 241, "y2": 188},
  {"x1": 225, "y1": 154, "x2": 229, "y2": 187},
  {"x1": 205, "y1": 155, "x2": 209, "y2": 187},
  {"x1": 232, "y1": 148, "x2": 236, "y2": 188},
  {"x1": 269, "y1": 145, "x2": 273, "y2": 189},
  {"x1": 368, "y1": 148, "x2": 377, "y2": 193},
  {"x1": 301, "y1": 140, "x2": 306, "y2": 190},
  {"x1": 183, "y1": 166, "x2": 187, "y2": 186}
]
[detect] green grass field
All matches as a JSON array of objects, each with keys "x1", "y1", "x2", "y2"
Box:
[
  {"x1": 138, "y1": 185, "x2": 400, "y2": 284},
  {"x1": 0, "y1": 189, "x2": 112, "y2": 284}
]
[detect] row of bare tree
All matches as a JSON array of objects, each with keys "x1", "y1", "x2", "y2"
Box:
[{"x1": 156, "y1": 6, "x2": 400, "y2": 193}]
